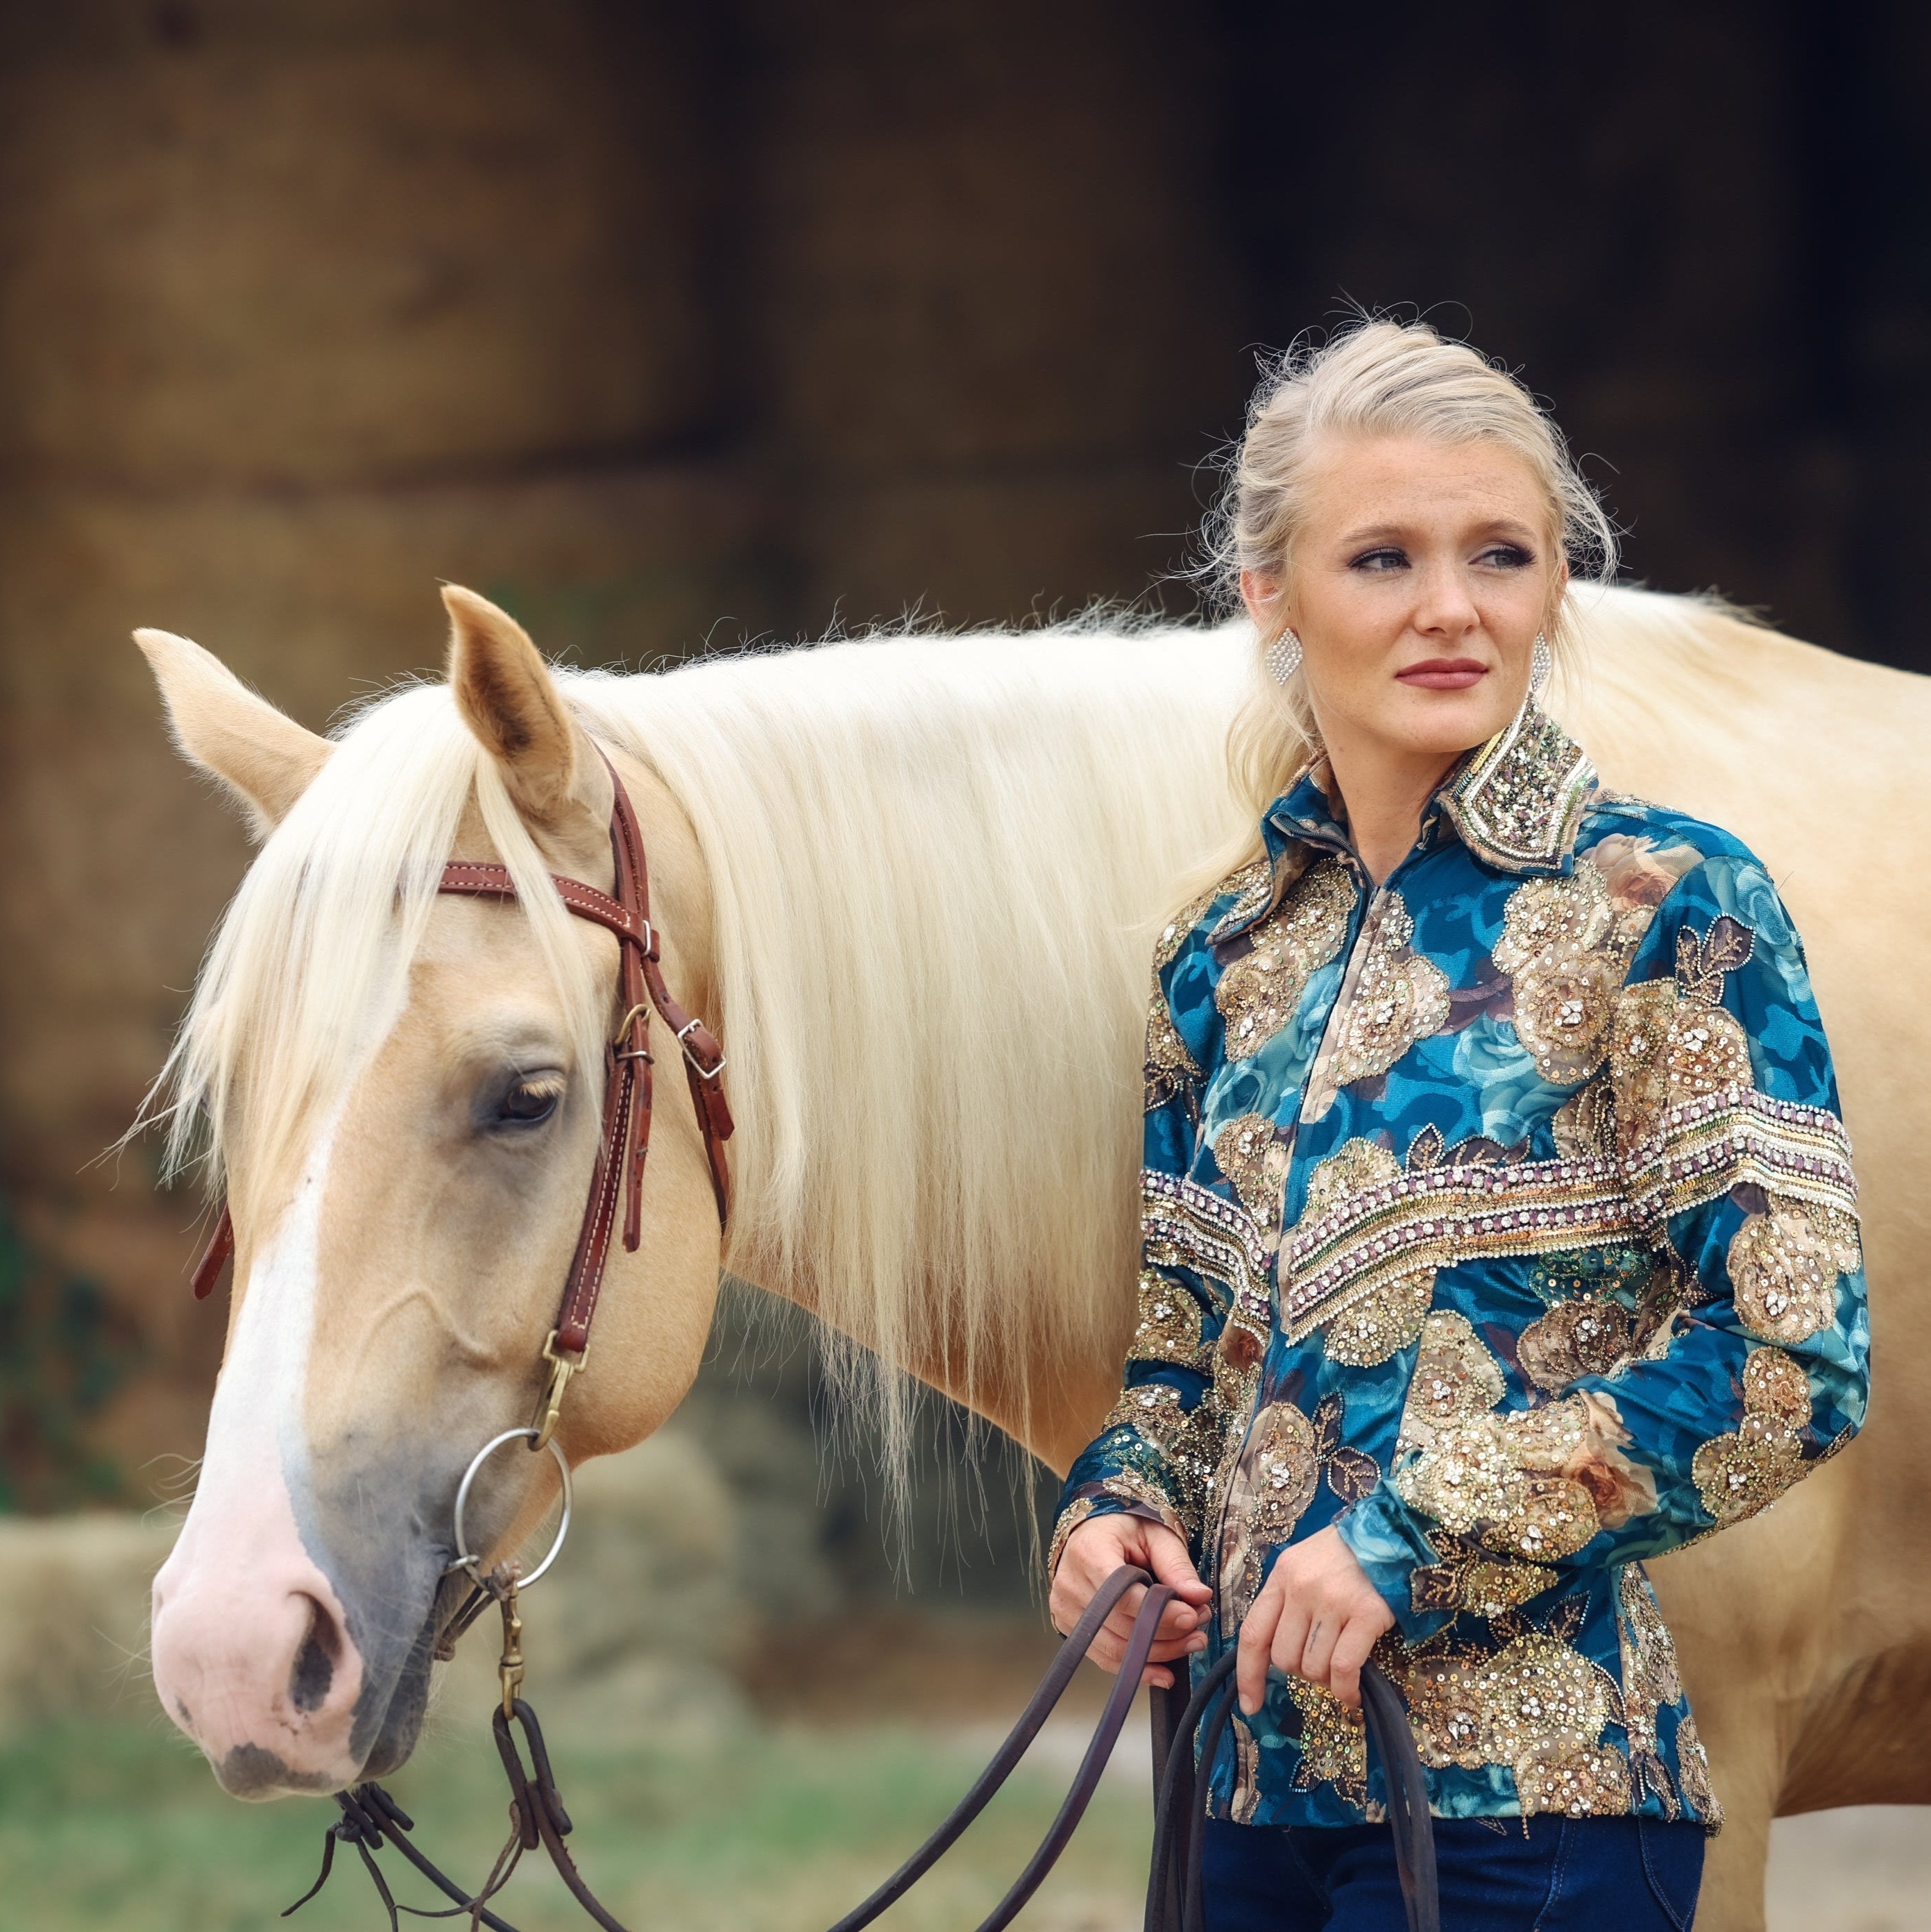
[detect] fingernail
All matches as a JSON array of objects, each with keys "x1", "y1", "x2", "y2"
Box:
[{"x1": 1189, "y1": 1635, "x2": 1207, "y2": 1652}]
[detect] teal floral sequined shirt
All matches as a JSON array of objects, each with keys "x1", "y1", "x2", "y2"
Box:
[{"x1": 1052, "y1": 704, "x2": 1869, "y2": 1831}]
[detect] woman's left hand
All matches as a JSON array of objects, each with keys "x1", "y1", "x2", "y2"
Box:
[{"x1": 1235, "y1": 1525, "x2": 1396, "y2": 1715}]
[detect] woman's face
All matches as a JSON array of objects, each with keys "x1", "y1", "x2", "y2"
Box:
[{"x1": 1243, "y1": 432, "x2": 1566, "y2": 768}]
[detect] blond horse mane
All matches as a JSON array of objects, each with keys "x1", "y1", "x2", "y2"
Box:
[
  {"x1": 570, "y1": 618, "x2": 1250, "y2": 1466},
  {"x1": 144, "y1": 586, "x2": 1740, "y2": 1481}
]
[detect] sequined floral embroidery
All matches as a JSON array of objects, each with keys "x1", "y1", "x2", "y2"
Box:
[
  {"x1": 1103, "y1": 1380, "x2": 1190, "y2": 1452},
  {"x1": 1691, "y1": 1346, "x2": 1812, "y2": 1525},
  {"x1": 1728, "y1": 1198, "x2": 1862, "y2": 1344},
  {"x1": 1617, "y1": 1564, "x2": 1687, "y2": 1819},
  {"x1": 1214, "y1": 1112, "x2": 1293, "y2": 1235},
  {"x1": 1513, "y1": 1245, "x2": 1661, "y2": 1393},
  {"x1": 1142, "y1": 883, "x2": 1225, "y2": 1114},
  {"x1": 1396, "y1": 1387, "x2": 1658, "y2": 1566},
  {"x1": 1144, "y1": 986, "x2": 1200, "y2": 1115},
  {"x1": 1286, "y1": 1675, "x2": 1368, "y2": 1802},
  {"x1": 1395, "y1": 1311, "x2": 1507, "y2": 1452},
  {"x1": 1493, "y1": 840, "x2": 1703, "y2": 1085},
  {"x1": 1216, "y1": 1392, "x2": 1382, "y2": 1621},
  {"x1": 1409, "y1": 1539, "x2": 1560, "y2": 1619},
  {"x1": 1494, "y1": 863, "x2": 1628, "y2": 1083},
  {"x1": 1609, "y1": 922, "x2": 1758, "y2": 1155},
  {"x1": 1216, "y1": 858, "x2": 1354, "y2": 1061},
  {"x1": 1130, "y1": 1269, "x2": 1206, "y2": 1366},
  {"x1": 1402, "y1": 1629, "x2": 1631, "y2": 1818},
  {"x1": 1674, "y1": 1713, "x2": 1722, "y2": 1824},
  {"x1": 1396, "y1": 1315, "x2": 1563, "y2": 1615},
  {"x1": 1216, "y1": 1400, "x2": 1322, "y2": 1619},
  {"x1": 1325, "y1": 892, "x2": 1451, "y2": 1086}
]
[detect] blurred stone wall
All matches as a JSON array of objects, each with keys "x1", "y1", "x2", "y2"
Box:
[{"x1": 0, "y1": 1, "x2": 1925, "y2": 1550}]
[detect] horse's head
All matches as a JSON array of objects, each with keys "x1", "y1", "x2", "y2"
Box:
[{"x1": 143, "y1": 589, "x2": 726, "y2": 1797}]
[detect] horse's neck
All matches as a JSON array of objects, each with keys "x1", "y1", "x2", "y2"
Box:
[
  {"x1": 606, "y1": 710, "x2": 1149, "y2": 1480},
  {"x1": 586, "y1": 632, "x2": 1270, "y2": 1480}
]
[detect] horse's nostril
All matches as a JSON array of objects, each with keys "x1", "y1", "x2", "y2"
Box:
[{"x1": 289, "y1": 1595, "x2": 341, "y2": 1713}]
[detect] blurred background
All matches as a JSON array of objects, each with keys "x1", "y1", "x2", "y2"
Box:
[{"x1": 0, "y1": 3, "x2": 1926, "y2": 1927}]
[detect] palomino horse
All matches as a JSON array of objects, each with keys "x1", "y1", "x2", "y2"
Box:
[{"x1": 139, "y1": 584, "x2": 1928, "y2": 1931}]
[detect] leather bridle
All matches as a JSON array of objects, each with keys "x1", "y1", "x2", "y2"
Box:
[{"x1": 188, "y1": 752, "x2": 735, "y2": 1450}]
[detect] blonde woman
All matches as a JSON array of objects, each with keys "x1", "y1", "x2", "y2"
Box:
[{"x1": 1048, "y1": 322, "x2": 1868, "y2": 1929}]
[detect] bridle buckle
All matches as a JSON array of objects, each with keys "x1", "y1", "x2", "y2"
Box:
[{"x1": 675, "y1": 1017, "x2": 728, "y2": 1080}]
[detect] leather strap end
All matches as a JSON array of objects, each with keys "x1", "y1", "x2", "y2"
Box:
[
  {"x1": 623, "y1": 1149, "x2": 646, "y2": 1252},
  {"x1": 191, "y1": 1205, "x2": 235, "y2": 1300}
]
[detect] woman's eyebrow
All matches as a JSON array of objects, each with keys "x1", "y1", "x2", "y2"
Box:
[{"x1": 1332, "y1": 516, "x2": 1542, "y2": 549}]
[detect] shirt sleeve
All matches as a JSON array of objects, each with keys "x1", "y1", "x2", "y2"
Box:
[
  {"x1": 1048, "y1": 912, "x2": 1235, "y2": 1576},
  {"x1": 1338, "y1": 852, "x2": 1871, "y2": 1640}
]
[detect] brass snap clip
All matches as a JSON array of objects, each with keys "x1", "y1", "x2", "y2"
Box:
[
  {"x1": 531, "y1": 1330, "x2": 587, "y2": 1452},
  {"x1": 491, "y1": 1568, "x2": 526, "y2": 1721}
]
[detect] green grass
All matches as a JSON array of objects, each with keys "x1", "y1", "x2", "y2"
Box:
[{"x1": 0, "y1": 1713, "x2": 1150, "y2": 1932}]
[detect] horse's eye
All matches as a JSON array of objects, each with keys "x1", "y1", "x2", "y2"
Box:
[{"x1": 495, "y1": 1079, "x2": 561, "y2": 1128}]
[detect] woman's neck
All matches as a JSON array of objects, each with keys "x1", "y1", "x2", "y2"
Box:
[{"x1": 1322, "y1": 736, "x2": 1462, "y2": 886}]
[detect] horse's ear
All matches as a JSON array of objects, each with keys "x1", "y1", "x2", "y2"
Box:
[
  {"x1": 443, "y1": 585, "x2": 610, "y2": 831},
  {"x1": 135, "y1": 628, "x2": 332, "y2": 838}
]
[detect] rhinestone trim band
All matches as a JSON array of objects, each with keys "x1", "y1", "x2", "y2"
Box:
[
  {"x1": 1279, "y1": 1090, "x2": 1856, "y2": 1341},
  {"x1": 1142, "y1": 1169, "x2": 1271, "y2": 1333}
]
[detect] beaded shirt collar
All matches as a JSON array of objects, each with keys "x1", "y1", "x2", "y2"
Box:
[{"x1": 1214, "y1": 703, "x2": 1598, "y2": 944}]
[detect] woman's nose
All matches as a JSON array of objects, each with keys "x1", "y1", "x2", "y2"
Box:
[{"x1": 1409, "y1": 563, "x2": 1481, "y2": 637}]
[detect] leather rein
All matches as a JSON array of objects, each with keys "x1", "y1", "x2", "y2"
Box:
[
  {"x1": 283, "y1": 1569, "x2": 1438, "y2": 1932},
  {"x1": 189, "y1": 753, "x2": 735, "y2": 1450}
]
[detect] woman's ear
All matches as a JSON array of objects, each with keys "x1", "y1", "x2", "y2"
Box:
[
  {"x1": 1547, "y1": 557, "x2": 1572, "y2": 634},
  {"x1": 1240, "y1": 568, "x2": 1286, "y2": 635}
]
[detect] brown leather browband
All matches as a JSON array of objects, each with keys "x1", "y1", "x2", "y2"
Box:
[{"x1": 188, "y1": 756, "x2": 734, "y2": 1425}]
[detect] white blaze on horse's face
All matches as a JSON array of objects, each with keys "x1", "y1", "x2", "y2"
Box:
[
  {"x1": 150, "y1": 1103, "x2": 362, "y2": 1793},
  {"x1": 141, "y1": 591, "x2": 727, "y2": 1797}
]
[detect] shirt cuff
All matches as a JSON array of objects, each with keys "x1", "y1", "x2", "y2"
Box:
[
  {"x1": 1048, "y1": 1485, "x2": 1189, "y2": 1579},
  {"x1": 1334, "y1": 1480, "x2": 1456, "y2": 1644}
]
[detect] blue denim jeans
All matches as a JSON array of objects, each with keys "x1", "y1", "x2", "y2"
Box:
[{"x1": 1202, "y1": 1813, "x2": 1705, "y2": 1931}]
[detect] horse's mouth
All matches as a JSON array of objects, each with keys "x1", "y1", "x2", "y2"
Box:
[
  {"x1": 334, "y1": 1564, "x2": 478, "y2": 1787},
  {"x1": 351, "y1": 1588, "x2": 448, "y2": 1783},
  {"x1": 429, "y1": 1563, "x2": 479, "y2": 1650}
]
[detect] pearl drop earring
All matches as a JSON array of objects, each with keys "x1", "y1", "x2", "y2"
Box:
[
  {"x1": 1266, "y1": 629, "x2": 1303, "y2": 685},
  {"x1": 1529, "y1": 632, "x2": 1551, "y2": 699}
]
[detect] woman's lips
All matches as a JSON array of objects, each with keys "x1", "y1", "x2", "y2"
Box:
[{"x1": 1395, "y1": 657, "x2": 1489, "y2": 691}]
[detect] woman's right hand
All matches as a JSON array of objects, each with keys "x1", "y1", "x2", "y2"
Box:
[{"x1": 1048, "y1": 1513, "x2": 1214, "y2": 1690}]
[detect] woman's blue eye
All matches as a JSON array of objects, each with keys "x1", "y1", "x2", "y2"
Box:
[
  {"x1": 1482, "y1": 545, "x2": 1534, "y2": 568},
  {"x1": 1350, "y1": 548, "x2": 1408, "y2": 573}
]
